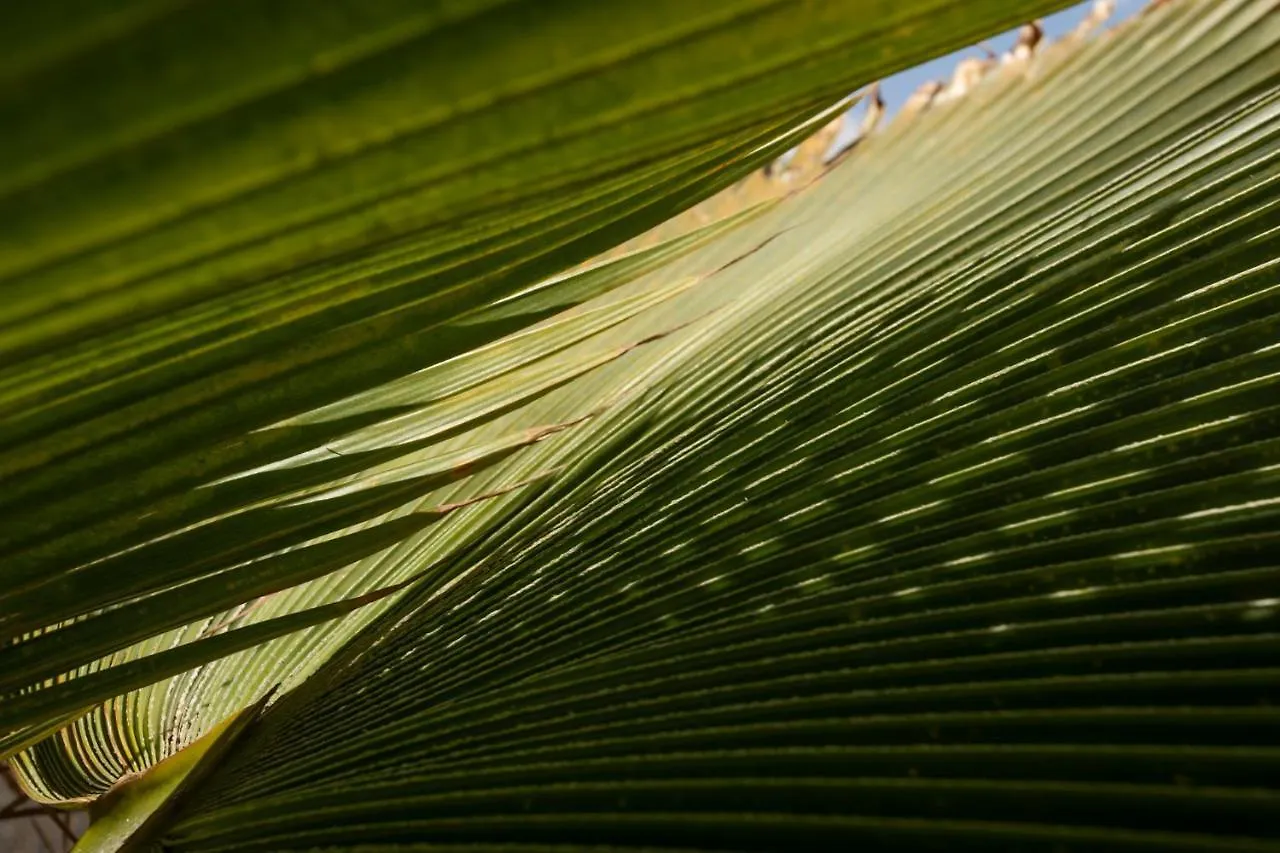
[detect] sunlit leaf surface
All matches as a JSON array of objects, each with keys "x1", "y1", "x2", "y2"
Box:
[
  {"x1": 59, "y1": 0, "x2": 1280, "y2": 848},
  {"x1": 3, "y1": 0, "x2": 1088, "y2": 811}
]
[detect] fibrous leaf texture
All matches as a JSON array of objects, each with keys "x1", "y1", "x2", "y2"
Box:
[
  {"x1": 3, "y1": 0, "x2": 1280, "y2": 850},
  {"x1": 2, "y1": 0, "x2": 1082, "y2": 786}
]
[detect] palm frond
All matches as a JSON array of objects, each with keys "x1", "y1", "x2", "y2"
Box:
[
  {"x1": 51, "y1": 0, "x2": 1278, "y2": 848},
  {"x1": 2, "y1": 0, "x2": 1086, "y2": 808}
]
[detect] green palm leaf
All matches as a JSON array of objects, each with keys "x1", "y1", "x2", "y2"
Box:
[
  {"x1": 5, "y1": 0, "x2": 1280, "y2": 849},
  {"x1": 2, "y1": 0, "x2": 1085, "y2": 807},
  {"x1": 94, "y1": 0, "x2": 1280, "y2": 846}
]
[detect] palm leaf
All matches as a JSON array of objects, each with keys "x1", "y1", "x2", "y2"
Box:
[
  {"x1": 42, "y1": 0, "x2": 1277, "y2": 848},
  {"x1": 2, "y1": 0, "x2": 1087, "y2": 809}
]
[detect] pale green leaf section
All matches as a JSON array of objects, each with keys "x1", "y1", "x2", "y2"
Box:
[{"x1": 71, "y1": 693, "x2": 270, "y2": 853}]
